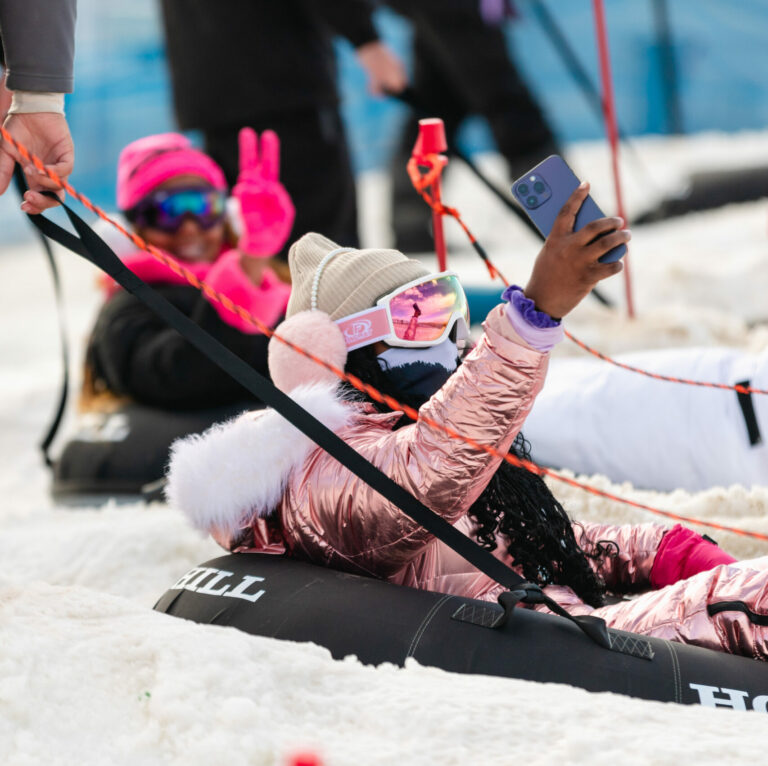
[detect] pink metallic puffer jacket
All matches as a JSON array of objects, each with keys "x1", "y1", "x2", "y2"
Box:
[{"x1": 168, "y1": 306, "x2": 768, "y2": 659}]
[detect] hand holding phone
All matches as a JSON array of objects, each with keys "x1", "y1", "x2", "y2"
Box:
[
  {"x1": 512, "y1": 154, "x2": 627, "y2": 264},
  {"x1": 522, "y1": 183, "x2": 626, "y2": 319}
]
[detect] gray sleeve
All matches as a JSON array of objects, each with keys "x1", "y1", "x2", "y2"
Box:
[{"x1": 0, "y1": 0, "x2": 77, "y2": 92}]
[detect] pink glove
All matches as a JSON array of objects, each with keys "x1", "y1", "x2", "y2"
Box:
[
  {"x1": 650, "y1": 524, "x2": 737, "y2": 589},
  {"x1": 232, "y1": 127, "x2": 295, "y2": 257},
  {"x1": 204, "y1": 250, "x2": 291, "y2": 334}
]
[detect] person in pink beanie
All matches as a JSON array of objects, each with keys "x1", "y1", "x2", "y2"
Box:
[{"x1": 82, "y1": 127, "x2": 294, "y2": 411}]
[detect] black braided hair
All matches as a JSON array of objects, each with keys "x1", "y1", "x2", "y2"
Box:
[{"x1": 344, "y1": 344, "x2": 608, "y2": 608}]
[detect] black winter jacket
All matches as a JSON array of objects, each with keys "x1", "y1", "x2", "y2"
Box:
[{"x1": 86, "y1": 284, "x2": 271, "y2": 410}]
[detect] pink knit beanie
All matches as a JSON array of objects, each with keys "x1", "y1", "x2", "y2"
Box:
[{"x1": 116, "y1": 133, "x2": 227, "y2": 211}]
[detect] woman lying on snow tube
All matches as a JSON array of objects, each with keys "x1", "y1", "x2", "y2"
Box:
[
  {"x1": 55, "y1": 129, "x2": 294, "y2": 497},
  {"x1": 167, "y1": 184, "x2": 768, "y2": 660},
  {"x1": 522, "y1": 345, "x2": 768, "y2": 493}
]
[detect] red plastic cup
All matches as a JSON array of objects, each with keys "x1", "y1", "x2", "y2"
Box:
[{"x1": 412, "y1": 117, "x2": 447, "y2": 158}]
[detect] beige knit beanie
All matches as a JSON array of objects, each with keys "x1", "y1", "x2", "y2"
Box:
[{"x1": 286, "y1": 232, "x2": 431, "y2": 320}]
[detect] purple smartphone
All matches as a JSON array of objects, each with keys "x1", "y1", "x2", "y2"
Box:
[{"x1": 511, "y1": 155, "x2": 626, "y2": 263}]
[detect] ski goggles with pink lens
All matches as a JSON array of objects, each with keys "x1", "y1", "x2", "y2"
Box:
[{"x1": 336, "y1": 271, "x2": 470, "y2": 351}]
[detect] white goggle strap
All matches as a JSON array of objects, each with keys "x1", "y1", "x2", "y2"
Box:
[{"x1": 454, "y1": 314, "x2": 470, "y2": 341}]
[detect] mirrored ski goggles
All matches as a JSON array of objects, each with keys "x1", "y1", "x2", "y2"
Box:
[
  {"x1": 336, "y1": 271, "x2": 470, "y2": 351},
  {"x1": 126, "y1": 187, "x2": 227, "y2": 233}
]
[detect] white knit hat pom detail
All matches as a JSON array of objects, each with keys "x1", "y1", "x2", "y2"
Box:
[{"x1": 268, "y1": 310, "x2": 347, "y2": 393}]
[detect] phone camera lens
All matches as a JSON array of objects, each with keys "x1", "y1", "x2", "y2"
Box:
[
  {"x1": 526, "y1": 195, "x2": 538, "y2": 208},
  {"x1": 533, "y1": 181, "x2": 545, "y2": 194},
  {"x1": 518, "y1": 183, "x2": 529, "y2": 195}
]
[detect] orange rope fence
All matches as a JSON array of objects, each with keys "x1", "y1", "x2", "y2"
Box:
[
  {"x1": 563, "y1": 332, "x2": 768, "y2": 395},
  {"x1": 7, "y1": 125, "x2": 768, "y2": 542}
]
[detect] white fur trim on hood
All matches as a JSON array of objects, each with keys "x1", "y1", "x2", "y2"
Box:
[{"x1": 165, "y1": 383, "x2": 352, "y2": 535}]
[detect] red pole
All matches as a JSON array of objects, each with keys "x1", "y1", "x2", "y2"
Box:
[
  {"x1": 592, "y1": 0, "x2": 635, "y2": 318},
  {"x1": 412, "y1": 118, "x2": 449, "y2": 271},
  {"x1": 430, "y1": 175, "x2": 448, "y2": 271}
]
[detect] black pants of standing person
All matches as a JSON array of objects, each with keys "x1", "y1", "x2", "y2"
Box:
[
  {"x1": 204, "y1": 105, "x2": 360, "y2": 259},
  {"x1": 390, "y1": 5, "x2": 558, "y2": 252}
]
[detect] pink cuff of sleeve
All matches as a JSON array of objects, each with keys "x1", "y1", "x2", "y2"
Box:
[
  {"x1": 504, "y1": 299, "x2": 564, "y2": 352},
  {"x1": 650, "y1": 524, "x2": 737, "y2": 589},
  {"x1": 204, "y1": 250, "x2": 290, "y2": 334}
]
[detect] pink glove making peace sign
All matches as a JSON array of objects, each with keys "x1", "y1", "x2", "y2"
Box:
[{"x1": 232, "y1": 127, "x2": 295, "y2": 257}]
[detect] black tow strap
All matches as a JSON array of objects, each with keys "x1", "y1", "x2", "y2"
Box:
[
  {"x1": 14, "y1": 166, "x2": 73, "y2": 467},
  {"x1": 735, "y1": 379, "x2": 762, "y2": 447},
  {"x1": 708, "y1": 601, "x2": 768, "y2": 626},
  {"x1": 28, "y1": 197, "x2": 651, "y2": 659}
]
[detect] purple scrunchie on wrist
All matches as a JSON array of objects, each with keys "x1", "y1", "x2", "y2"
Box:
[
  {"x1": 501, "y1": 285, "x2": 564, "y2": 352},
  {"x1": 501, "y1": 285, "x2": 560, "y2": 327}
]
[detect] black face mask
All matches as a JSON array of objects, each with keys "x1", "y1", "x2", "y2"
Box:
[{"x1": 376, "y1": 339, "x2": 459, "y2": 406}]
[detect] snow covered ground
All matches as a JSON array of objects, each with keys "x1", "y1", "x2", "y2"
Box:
[{"x1": 2, "y1": 131, "x2": 768, "y2": 764}]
